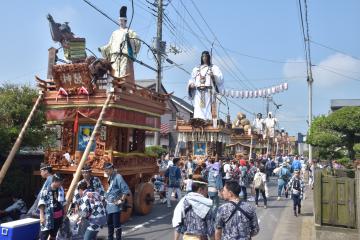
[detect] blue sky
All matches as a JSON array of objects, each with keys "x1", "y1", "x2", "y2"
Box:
[{"x1": 1, "y1": 0, "x2": 360, "y2": 135}]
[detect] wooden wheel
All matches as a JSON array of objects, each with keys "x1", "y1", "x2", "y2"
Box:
[
  {"x1": 134, "y1": 182, "x2": 155, "y2": 215},
  {"x1": 120, "y1": 192, "x2": 133, "y2": 223}
]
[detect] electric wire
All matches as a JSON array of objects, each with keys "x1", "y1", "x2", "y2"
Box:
[
  {"x1": 172, "y1": 0, "x2": 252, "y2": 89},
  {"x1": 310, "y1": 40, "x2": 360, "y2": 62},
  {"x1": 189, "y1": 0, "x2": 257, "y2": 90}
]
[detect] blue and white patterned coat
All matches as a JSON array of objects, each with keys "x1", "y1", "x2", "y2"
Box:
[
  {"x1": 287, "y1": 176, "x2": 305, "y2": 199},
  {"x1": 73, "y1": 176, "x2": 105, "y2": 204},
  {"x1": 105, "y1": 172, "x2": 130, "y2": 214},
  {"x1": 78, "y1": 191, "x2": 107, "y2": 232},
  {"x1": 215, "y1": 201, "x2": 259, "y2": 240},
  {"x1": 37, "y1": 185, "x2": 66, "y2": 231}
]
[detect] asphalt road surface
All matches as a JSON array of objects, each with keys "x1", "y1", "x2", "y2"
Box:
[{"x1": 98, "y1": 177, "x2": 292, "y2": 240}]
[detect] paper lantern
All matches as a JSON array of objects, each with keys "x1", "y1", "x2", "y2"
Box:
[
  {"x1": 226, "y1": 89, "x2": 230, "y2": 97},
  {"x1": 254, "y1": 90, "x2": 258, "y2": 98},
  {"x1": 267, "y1": 88, "x2": 271, "y2": 95},
  {"x1": 262, "y1": 89, "x2": 267, "y2": 96},
  {"x1": 244, "y1": 90, "x2": 249, "y2": 98},
  {"x1": 249, "y1": 91, "x2": 253, "y2": 98},
  {"x1": 271, "y1": 87, "x2": 276, "y2": 94},
  {"x1": 283, "y1": 82, "x2": 288, "y2": 90},
  {"x1": 221, "y1": 89, "x2": 226, "y2": 96},
  {"x1": 279, "y1": 84, "x2": 284, "y2": 91}
]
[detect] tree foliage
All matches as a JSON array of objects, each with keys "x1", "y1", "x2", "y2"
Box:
[
  {"x1": 145, "y1": 145, "x2": 167, "y2": 158},
  {"x1": 307, "y1": 106, "x2": 360, "y2": 160},
  {"x1": 0, "y1": 84, "x2": 48, "y2": 156}
]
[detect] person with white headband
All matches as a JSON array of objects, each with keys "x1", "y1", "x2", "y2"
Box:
[{"x1": 172, "y1": 178, "x2": 214, "y2": 240}]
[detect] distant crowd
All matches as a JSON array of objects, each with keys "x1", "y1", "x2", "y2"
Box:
[{"x1": 153, "y1": 153, "x2": 313, "y2": 240}]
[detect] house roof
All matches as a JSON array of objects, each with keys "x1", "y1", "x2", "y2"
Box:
[
  {"x1": 331, "y1": 99, "x2": 360, "y2": 111},
  {"x1": 136, "y1": 79, "x2": 194, "y2": 114},
  {"x1": 136, "y1": 79, "x2": 156, "y2": 89},
  {"x1": 171, "y1": 95, "x2": 194, "y2": 114},
  {"x1": 136, "y1": 79, "x2": 177, "y2": 111}
]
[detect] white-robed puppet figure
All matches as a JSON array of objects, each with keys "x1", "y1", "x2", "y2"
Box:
[
  {"x1": 264, "y1": 112, "x2": 278, "y2": 138},
  {"x1": 253, "y1": 113, "x2": 265, "y2": 134},
  {"x1": 188, "y1": 51, "x2": 224, "y2": 120},
  {"x1": 99, "y1": 6, "x2": 141, "y2": 79}
]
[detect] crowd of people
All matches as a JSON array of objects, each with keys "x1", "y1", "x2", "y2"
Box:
[
  {"x1": 0, "y1": 162, "x2": 130, "y2": 240},
  {"x1": 153, "y1": 153, "x2": 310, "y2": 239},
  {"x1": 0, "y1": 153, "x2": 312, "y2": 240}
]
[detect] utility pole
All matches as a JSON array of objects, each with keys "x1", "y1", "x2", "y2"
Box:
[
  {"x1": 307, "y1": 75, "x2": 313, "y2": 162},
  {"x1": 154, "y1": 0, "x2": 163, "y2": 146},
  {"x1": 266, "y1": 96, "x2": 272, "y2": 115}
]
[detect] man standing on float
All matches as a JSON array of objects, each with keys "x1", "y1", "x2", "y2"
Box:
[{"x1": 188, "y1": 51, "x2": 224, "y2": 120}]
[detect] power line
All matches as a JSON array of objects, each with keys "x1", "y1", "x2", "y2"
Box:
[
  {"x1": 297, "y1": 0, "x2": 310, "y2": 77},
  {"x1": 310, "y1": 40, "x2": 360, "y2": 62},
  {"x1": 172, "y1": 1, "x2": 251, "y2": 89},
  {"x1": 315, "y1": 65, "x2": 360, "y2": 82},
  {"x1": 189, "y1": 0, "x2": 257, "y2": 90},
  {"x1": 226, "y1": 97, "x2": 255, "y2": 116}
]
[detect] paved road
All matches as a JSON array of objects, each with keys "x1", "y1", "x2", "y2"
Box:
[{"x1": 98, "y1": 177, "x2": 292, "y2": 239}]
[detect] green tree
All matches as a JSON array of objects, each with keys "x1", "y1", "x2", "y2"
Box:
[
  {"x1": 0, "y1": 84, "x2": 49, "y2": 156},
  {"x1": 326, "y1": 107, "x2": 360, "y2": 160},
  {"x1": 145, "y1": 145, "x2": 167, "y2": 158},
  {"x1": 307, "y1": 107, "x2": 360, "y2": 160}
]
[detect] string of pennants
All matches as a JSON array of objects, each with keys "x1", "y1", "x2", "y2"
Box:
[{"x1": 219, "y1": 82, "x2": 288, "y2": 98}]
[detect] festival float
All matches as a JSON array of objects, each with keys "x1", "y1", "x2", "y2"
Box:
[
  {"x1": 174, "y1": 51, "x2": 231, "y2": 164},
  {"x1": 34, "y1": 13, "x2": 167, "y2": 222},
  {"x1": 226, "y1": 112, "x2": 264, "y2": 159}
]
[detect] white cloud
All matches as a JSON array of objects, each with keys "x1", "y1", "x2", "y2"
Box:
[
  {"x1": 283, "y1": 53, "x2": 360, "y2": 87},
  {"x1": 283, "y1": 58, "x2": 307, "y2": 81}
]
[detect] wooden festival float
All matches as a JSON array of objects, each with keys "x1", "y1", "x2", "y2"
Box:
[
  {"x1": 227, "y1": 112, "x2": 265, "y2": 159},
  {"x1": 34, "y1": 15, "x2": 168, "y2": 222},
  {"x1": 175, "y1": 118, "x2": 231, "y2": 163}
]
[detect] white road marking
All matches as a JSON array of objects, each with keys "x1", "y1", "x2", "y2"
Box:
[{"x1": 123, "y1": 212, "x2": 173, "y2": 236}]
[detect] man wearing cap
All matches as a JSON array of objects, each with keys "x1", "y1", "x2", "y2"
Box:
[
  {"x1": 103, "y1": 162, "x2": 130, "y2": 240},
  {"x1": 99, "y1": 5, "x2": 141, "y2": 79},
  {"x1": 40, "y1": 163, "x2": 54, "y2": 191},
  {"x1": 73, "y1": 165, "x2": 105, "y2": 205},
  {"x1": 27, "y1": 163, "x2": 54, "y2": 217},
  {"x1": 188, "y1": 51, "x2": 224, "y2": 120},
  {"x1": 286, "y1": 170, "x2": 305, "y2": 217},
  {"x1": 38, "y1": 173, "x2": 66, "y2": 240},
  {"x1": 172, "y1": 178, "x2": 214, "y2": 240},
  {"x1": 276, "y1": 162, "x2": 291, "y2": 200}
]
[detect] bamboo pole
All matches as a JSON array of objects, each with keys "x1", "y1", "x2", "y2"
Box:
[
  {"x1": 249, "y1": 135, "x2": 253, "y2": 161},
  {"x1": 65, "y1": 91, "x2": 114, "y2": 207},
  {"x1": 0, "y1": 91, "x2": 44, "y2": 185}
]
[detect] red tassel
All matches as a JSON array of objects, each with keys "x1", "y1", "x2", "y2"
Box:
[{"x1": 74, "y1": 111, "x2": 79, "y2": 134}]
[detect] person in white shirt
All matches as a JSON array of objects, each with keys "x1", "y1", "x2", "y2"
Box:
[
  {"x1": 222, "y1": 159, "x2": 232, "y2": 185},
  {"x1": 184, "y1": 175, "x2": 194, "y2": 193}
]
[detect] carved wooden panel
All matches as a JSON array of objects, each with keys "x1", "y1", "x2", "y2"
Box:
[
  {"x1": 52, "y1": 63, "x2": 93, "y2": 94},
  {"x1": 62, "y1": 123, "x2": 74, "y2": 153}
]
